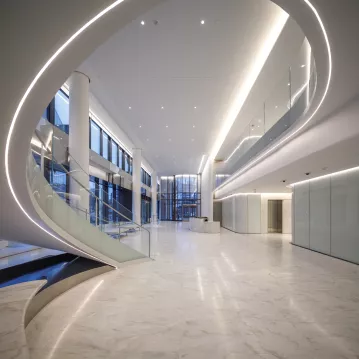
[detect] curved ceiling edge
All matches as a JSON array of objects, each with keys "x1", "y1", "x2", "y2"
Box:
[
  {"x1": 4, "y1": 1, "x2": 129, "y2": 267},
  {"x1": 214, "y1": 0, "x2": 332, "y2": 198}
]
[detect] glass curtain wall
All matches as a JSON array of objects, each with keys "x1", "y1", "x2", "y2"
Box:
[
  {"x1": 160, "y1": 175, "x2": 201, "y2": 221},
  {"x1": 141, "y1": 168, "x2": 152, "y2": 186},
  {"x1": 89, "y1": 176, "x2": 132, "y2": 225}
]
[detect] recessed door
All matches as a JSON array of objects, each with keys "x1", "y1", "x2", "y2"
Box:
[{"x1": 268, "y1": 200, "x2": 283, "y2": 233}]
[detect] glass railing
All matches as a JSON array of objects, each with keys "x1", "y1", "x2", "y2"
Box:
[
  {"x1": 28, "y1": 126, "x2": 151, "y2": 262},
  {"x1": 217, "y1": 39, "x2": 317, "y2": 185},
  {"x1": 35, "y1": 117, "x2": 135, "y2": 225}
]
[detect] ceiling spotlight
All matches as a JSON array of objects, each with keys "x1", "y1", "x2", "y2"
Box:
[
  {"x1": 193, "y1": 125, "x2": 195, "y2": 128},
  {"x1": 275, "y1": 105, "x2": 278, "y2": 108},
  {"x1": 194, "y1": 106, "x2": 197, "y2": 109},
  {"x1": 161, "y1": 106, "x2": 164, "y2": 109},
  {"x1": 251, "y1": 128, "x2": 254, "y2": 131},
  {"x1": 166, "y1": 125, "x2": 168, "y2": 128},
  {"x1": 201, "y1": 20, "x2": 205, "y2": 25},
  {"x1": 301, "y1": 64, "x2": 306, "y2": 68},
  {"x1": 288, "y1": 83, "x2": 290, "y2": 86},
  {"x1": 139, "y1": 125, "x2": 142, "y2": 128},
  {"x1": 141, "y1": 20, "x2": 145, "y2": 25},
  {"x1": 129, "y1": 106, "x2": 132, "y2": 110}
]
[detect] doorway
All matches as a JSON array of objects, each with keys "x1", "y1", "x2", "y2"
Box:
[
  {"x1": 182, "y1": 204, "x2": 198, "y2": 222},
  {"x1": 141, "y1": 199, "x2": 151, "y2": 224},
  {"x1": 268, "y1": 200, "x2": 283, "y2": 233}
]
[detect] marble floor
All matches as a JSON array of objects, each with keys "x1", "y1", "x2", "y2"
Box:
[{"x1": 26, "y1": 222, "x2": 359, "y2": 359}]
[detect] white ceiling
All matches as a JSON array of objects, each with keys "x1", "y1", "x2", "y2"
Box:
[
  {"x1": 216, "y1": 17, "x2": 305, "y2": 162},
  {"x1": 79, "y1": 0, "x2": 298, "y2": 176}
]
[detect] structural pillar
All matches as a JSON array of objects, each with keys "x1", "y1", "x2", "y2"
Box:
[
  {"x1": 69, "y1": 71, "x2": 90, "y2": 219},
  {"x1": 132, "y1": 148, "x2": 142, "y2": 225},
  {"x1": 40, "y1": 144, "x2": 45, "y2": 176},
  {"x1": 201, "y1": 159, "x2": 214, "y2": 221},
  {"x1": 151, "y1": 172, "x2": 158, "y2": 223}
]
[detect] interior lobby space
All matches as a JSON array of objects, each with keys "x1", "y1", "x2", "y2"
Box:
[
  {"x1": 26, "y1": 222, "x2": 359, "y2": 359},
  {"x1": 2, "y1": 0, "x2": 359, "y2": 358}
]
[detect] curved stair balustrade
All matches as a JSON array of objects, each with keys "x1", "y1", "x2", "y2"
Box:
[{"x1": 27, "y1": 126, "x2": 151, "y2": 266}]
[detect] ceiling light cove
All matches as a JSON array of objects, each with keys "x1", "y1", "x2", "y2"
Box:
[
  {"x1": 198, "y1": 154, "x2": 207, "y2": 174},
  {"x1": 289, "y1": 166, "x2": 359, "y2": 188},
  {"x1": 216, "y1": 0, "x2": 332, "y2": 194},
  {"x1": 208, "y1": 11, "x2": 289, "y2": 162},
  {"x1": 225, "y1": 135, "x2": 262, "y2": 163}
]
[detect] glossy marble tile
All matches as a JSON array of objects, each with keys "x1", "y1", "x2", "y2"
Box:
[
  {"x1": 26, "y1": 222, "x2": 359, "y2": 359},
  {"x1": 0, "y1": 280, "x2": 45, "y2": 359}
]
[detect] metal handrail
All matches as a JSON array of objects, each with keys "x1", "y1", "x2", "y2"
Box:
[
  {"x1": 31, "y1": 132, "x2": 151, "y2": 257},
  {"x1": 50, "y1": 188, "x2": 136, "y2": 228},
  {"x1": 36, "y1": 118, "x2": 134, "y2": 218}
]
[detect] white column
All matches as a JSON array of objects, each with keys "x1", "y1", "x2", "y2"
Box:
[
  {"x1": 201, "y1": 159, "x2": 214, "y2": 221},
  {"x1": 69, "y1": 71, "x2": 90, "y2": 219},
  {"x1": 132, "y1": 148, "x2": 142, "y2": 225},
  {"x1": 151, "y1": 172, "x2": 158, "y2": 223},
  {"x1": 40, "y1": 144, "x2": 45, "y2": 176}
]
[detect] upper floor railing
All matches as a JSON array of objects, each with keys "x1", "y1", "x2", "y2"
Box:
[{"x1": 216, "y1": 39, "x2": 317, "y2": 187}]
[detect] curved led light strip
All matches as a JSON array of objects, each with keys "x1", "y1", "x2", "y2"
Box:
[
  {"x1": 216, "y1": 192, "x2": 292, "y2": 201},
  {"x1": 5, "y1": 0, "x2": 127, "y2": 267},
  {"x1": 289, "y1": 166, "x2": 359, "y2": 187},
  {"x1": 225, "y1": 135, "x2": 262, "y2": 163},
  {"x1": 215, "y1": 0, "x2": 332, "y2": 197},
  {"x1": 210, "y1": 11, "x2": 289, "y2": 161},
  {"x1": 198, "y1": 155, "x2": 207, "y2": 174}
]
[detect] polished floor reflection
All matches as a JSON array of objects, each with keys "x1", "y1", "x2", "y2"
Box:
[{"x1": 26, "y1": 222, "x2": 359, "y2": 359}]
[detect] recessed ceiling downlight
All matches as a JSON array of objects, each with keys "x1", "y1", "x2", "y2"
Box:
[{"x1": 141, "y1": 20, "x2": 145, "y2": 26}]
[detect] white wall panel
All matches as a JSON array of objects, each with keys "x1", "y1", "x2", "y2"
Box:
[
  {"x1": 293, "y1": 182, "x2": 310, "y2": 248},
  {"x1": 331, "y1": 171, "x2": 359, "y2": 264},
  {"x1": 222, "y1": 198, "x2": 235, "y2": 231},
  {"x1": 282, "y1": 199, "x2": 292, "y2": 234},
  {"x1": 234, "y1": 196, "x2": 247, "y2": 233},
  {"x1": 247, "y1": 195, "x2": 261, "y2": 233},
  {"x1": 309, "y1": 178, "x2": 330, "y2": 254}
]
